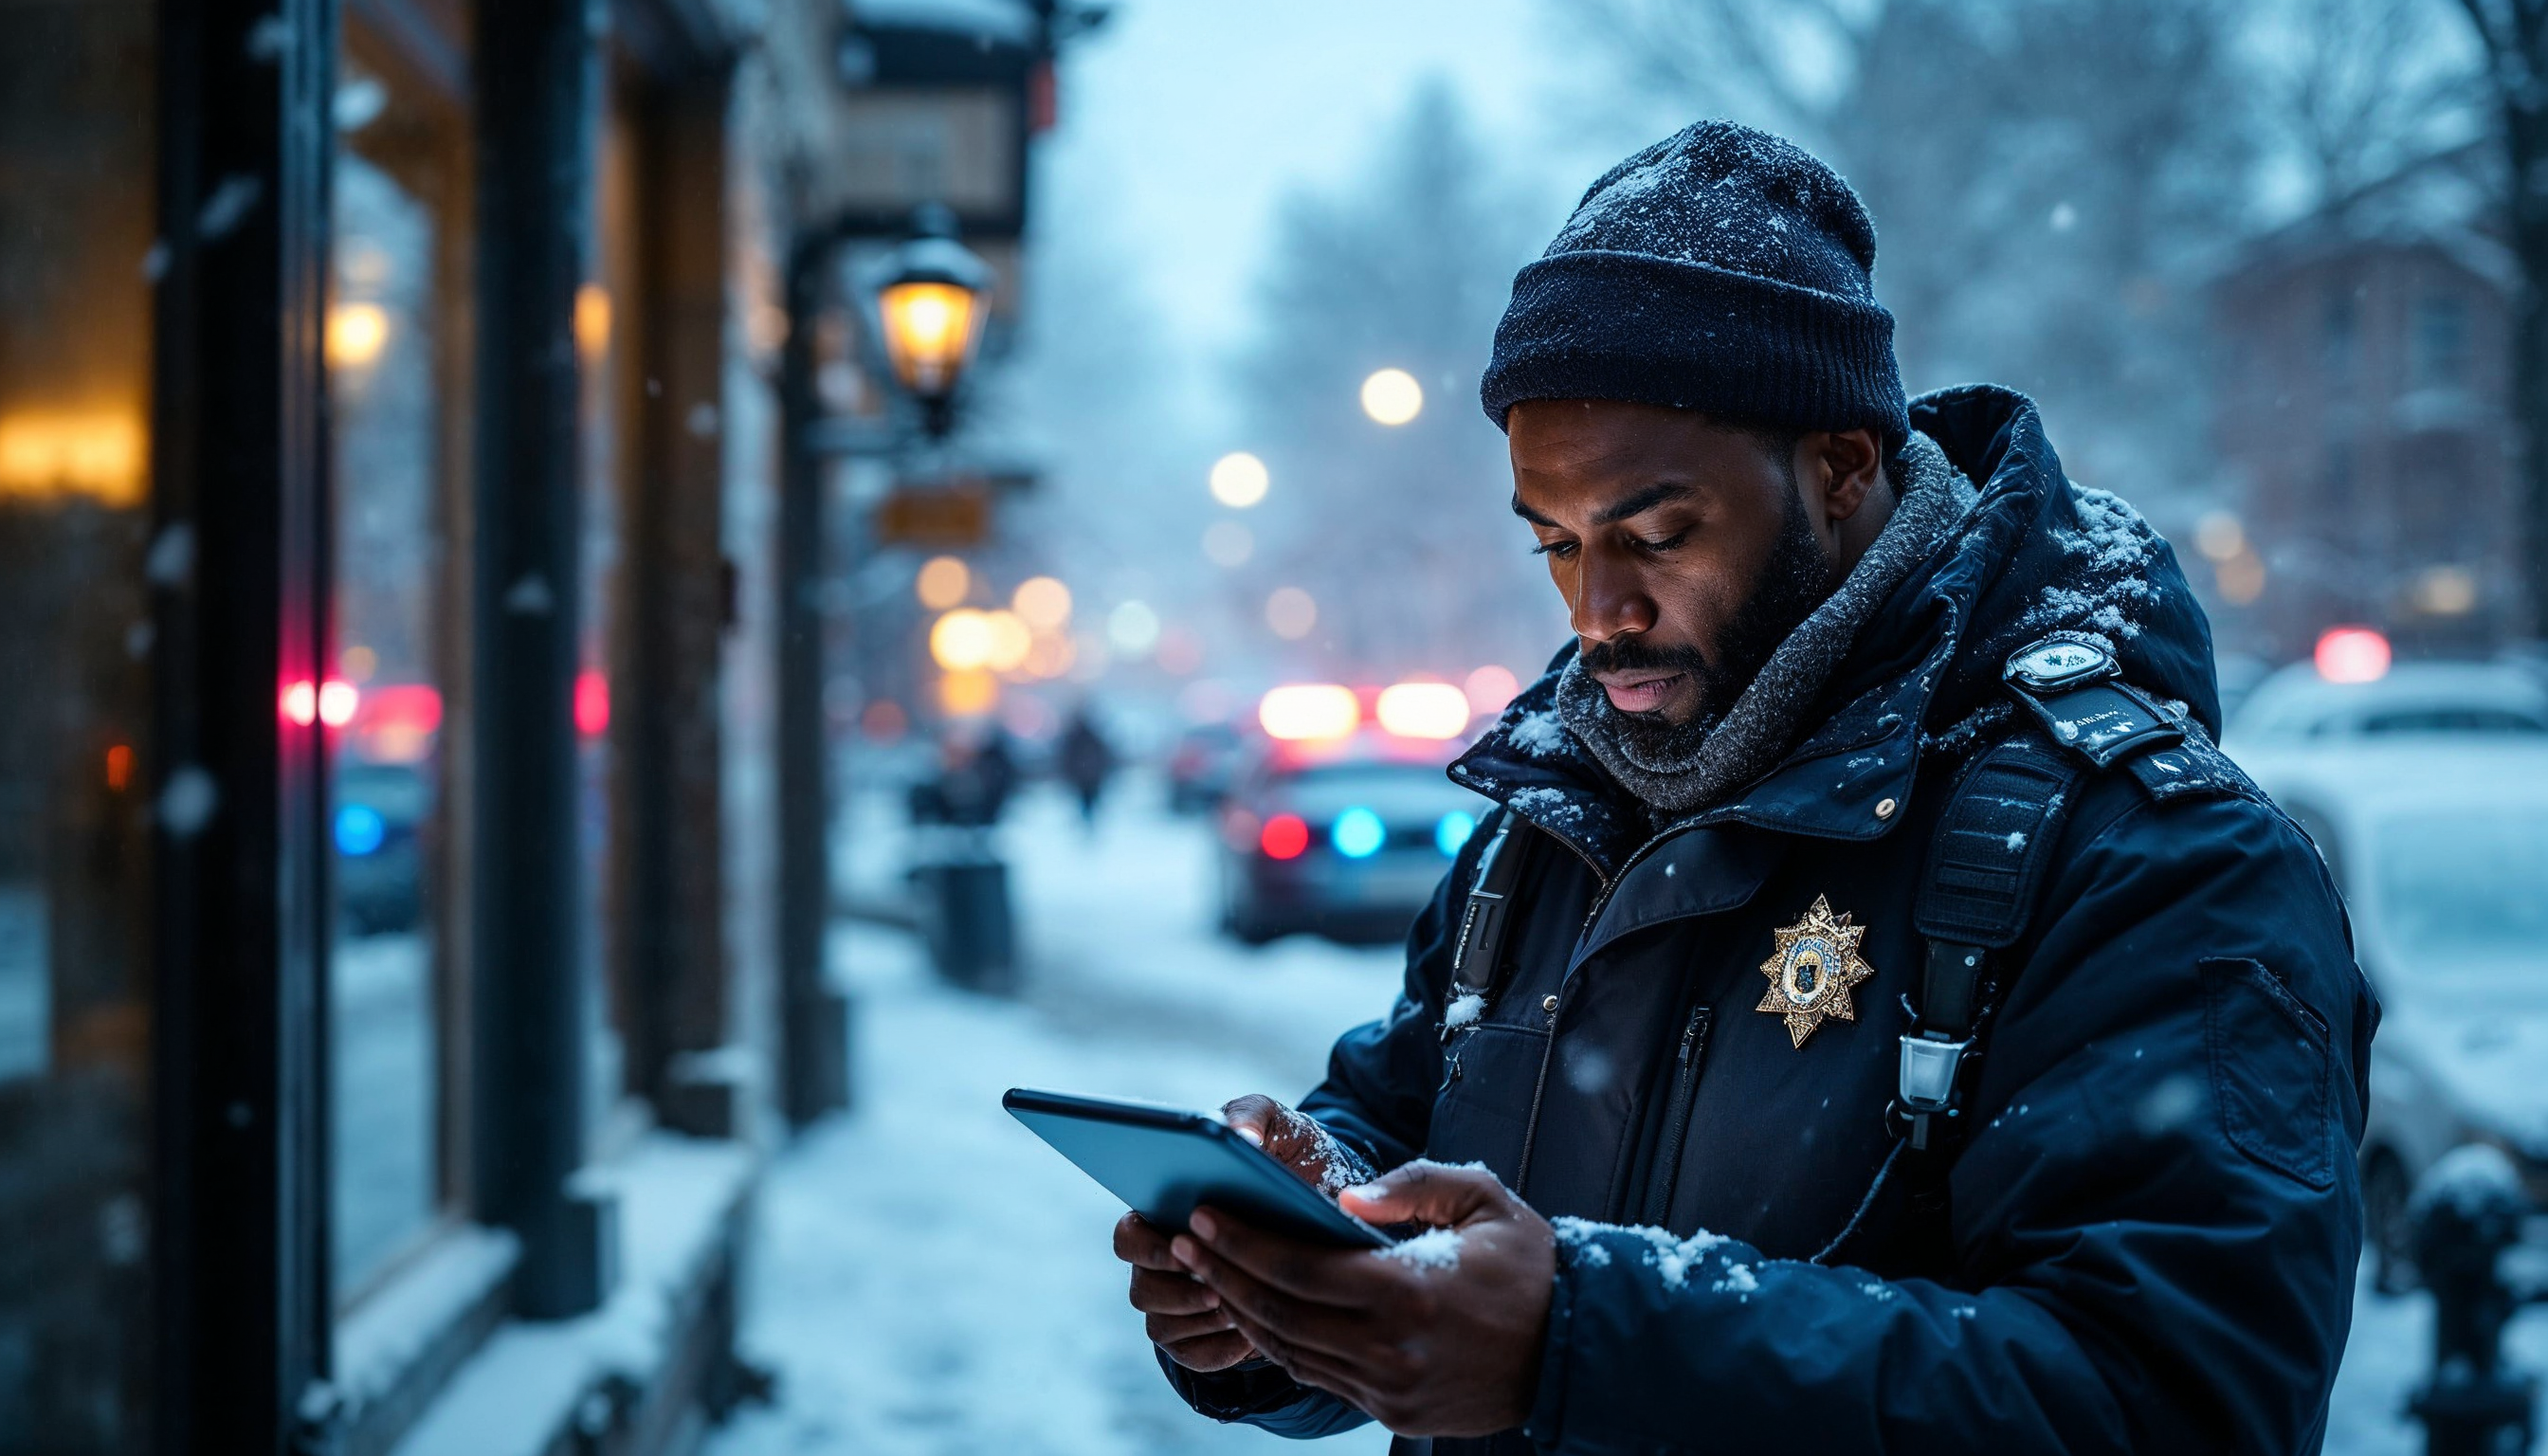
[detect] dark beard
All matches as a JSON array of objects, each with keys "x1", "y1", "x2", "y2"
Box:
[{"x1": 1577, "y1": 489, "x2": 1833, "y2": 765}]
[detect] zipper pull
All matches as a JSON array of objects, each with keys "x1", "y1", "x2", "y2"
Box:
[{"x1": 1677, "y1": 1007, "x2": 1703, "y2": 1065}]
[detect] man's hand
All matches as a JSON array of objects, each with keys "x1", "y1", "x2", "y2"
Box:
[
  {"x1": 1172, "y1": 1160, "x2": 1556, "y2": 1438},
  {"x1": 1219, "y1": 1093, "x2": 1374, "y2": 1192},
  {"x1": 1117, "y1": 1211, "x2": 1258, "y2": 1371},
  {"x1": 1116, "y1": 1095, "x2": 1363, "y2": 1372}
]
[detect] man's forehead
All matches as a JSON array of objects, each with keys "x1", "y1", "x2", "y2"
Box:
[{"x1": 1509, "y1": 399, "x2": 1740, "y2": 467}]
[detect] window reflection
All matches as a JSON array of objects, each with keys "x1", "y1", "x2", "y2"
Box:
[
  {"x1": 0, "y1": 5, "x2": 158, "y2": 1449},
  {"x1": 329, "y1": 44, "x2": 462, "y2": 1300}
]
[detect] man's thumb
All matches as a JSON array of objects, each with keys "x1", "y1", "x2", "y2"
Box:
[{"x1": 1338, "y1": 1159, "x2": 1501, "y2": 1228}]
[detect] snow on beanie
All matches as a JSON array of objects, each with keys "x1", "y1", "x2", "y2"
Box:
[{"x1": 1480, "y1": 120, "x2": 1909, "y2": 453}]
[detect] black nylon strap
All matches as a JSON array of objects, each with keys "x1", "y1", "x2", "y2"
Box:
[
  {"x1": 1914, "y1": 735, "x2": 2086, "y2": 954},
  {"x1": 1448, "y1": 810, "x2": 1542, "y2": 1009}
]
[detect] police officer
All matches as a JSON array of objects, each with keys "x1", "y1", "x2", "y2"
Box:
[{"x1": 1113, "y1": 121, "x2": 2375, "y2": 1454}]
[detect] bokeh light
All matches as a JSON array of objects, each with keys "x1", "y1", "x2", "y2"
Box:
[
  {"x1": 1265, "y1": 587, "x2": 1317, "y2": 640},
  {"x1": 1202, "y1": 520, "x2": 1253, "y2": 567},
  {"x1": 1359, "y1": 367, "x2": 1423, "y2": 426},
  {"x1": 1464, "y1": 664, "x2": 1521, "y2": 715},
  {"x1": 1107, "y1": 601, "x2": 1161, "y2": 657},
  {"x1": 2313, "y1": 626, "x2": 2392, "y2": 684},
  {"x1": 931, "y1": 609, "x2": 995, "y2": 670},
  {"x1": 1375, "y1": 681, "x2": 1469, "y2": 739},
  {"x1": 1012, "y1": 575, "x2": 1072, "y2": 630},
  {"x1": 1258, "y1": 683, "x2": 1359, "y2": 740},
  {"x1": 917, "y1": 555, "x2": 971, "y2": 610},
  {"x1": 1209, "y1": 451, "x2": 1270, "y2": 508}
]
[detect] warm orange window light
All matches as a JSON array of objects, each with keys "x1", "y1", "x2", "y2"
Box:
[
  {"x1": 574, "y1": 284, "x2": 612, "y2": 360},
  {"x1": 0, "y1": 411, "x2": 146, "y2": 507},
  {"x1": 104, "y1": 744, "x2": 134, "y2": 792},
  {"x1": 326, "y1": 302, "x2": 391, "y2": 368},
  {"x1": 876, "y1": 281, "x2": 982, "y2": 397}
]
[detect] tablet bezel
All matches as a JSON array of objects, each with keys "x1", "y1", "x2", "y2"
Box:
[{"x1": 1003, "y1": 1086, "x2": 1393, "y2": 1249}]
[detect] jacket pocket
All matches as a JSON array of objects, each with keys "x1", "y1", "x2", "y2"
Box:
[
  {"x1": 2201, "y1": 956, "x2": 2334, "y2": 1190},
  {"x1": 1430, "y1": 1021, "x2": 1548, "y2": 1187}
]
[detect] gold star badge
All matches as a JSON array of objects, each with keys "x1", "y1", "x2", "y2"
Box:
[{"x1": 1756, "y1": 895, "x2": 1876, "y2": 1048}]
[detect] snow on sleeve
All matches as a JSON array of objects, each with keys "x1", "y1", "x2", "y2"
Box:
[{"x1": 1552, "y1": 1216, "x2": 1742, "y2": 1293}]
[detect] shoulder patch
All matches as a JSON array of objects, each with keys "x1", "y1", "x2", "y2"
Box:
[{"x1": 2123, "y1": 725, "x2": 2256, "y2": 804}]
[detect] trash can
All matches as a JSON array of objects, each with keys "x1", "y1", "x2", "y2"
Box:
[{"x1": 911, "y1": 827, "x2": 1016, "y2": 993}]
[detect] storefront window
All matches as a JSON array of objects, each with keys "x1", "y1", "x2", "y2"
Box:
[
  {"x1": 580, "y1": 67, "x2": 641, "y2": 1146},
  {"x1": 328, "y1": 27, "x2": 467, "y2": 1301},
  {"x1": 0, "y1": 6, "x2": 158, "y2": 1448}
]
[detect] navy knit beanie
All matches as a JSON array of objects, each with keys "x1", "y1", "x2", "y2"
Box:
[{"x1": 1481, "y1": 121, "x2": 1909, "y2": 453}]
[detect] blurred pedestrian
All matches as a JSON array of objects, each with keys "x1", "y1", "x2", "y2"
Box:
[
  {"x1": 1056, "y1": 705, "x2": 1117, "y2": 829},
  {"x1": 910, "y1": 723, "x2": 1018, "y2": 828}
]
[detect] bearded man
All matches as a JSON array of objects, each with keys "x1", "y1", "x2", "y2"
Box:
[{"x1": 1115, "y1": 120, "x2": 2374, "y2": 1455}]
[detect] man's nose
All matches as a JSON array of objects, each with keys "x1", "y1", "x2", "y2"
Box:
[{"x1": 1570, "y1": 555, "x2": 1655, "y2": 645}]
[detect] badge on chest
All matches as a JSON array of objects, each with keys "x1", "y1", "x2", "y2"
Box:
[{"x1": 1757, "y1": 895, "x2": 1876, "y2": 1048}]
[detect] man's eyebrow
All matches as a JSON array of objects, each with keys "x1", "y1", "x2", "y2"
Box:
[
  {"x1": 1510, "y1": 494, "x2": 1557, "y2": 527},
  {"x1": 1591, "y1": 481, "x2": 1694, "y2": 526}
]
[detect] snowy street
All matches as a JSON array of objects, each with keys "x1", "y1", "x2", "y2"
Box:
[{"x1": 707, "y1": 775, "x2": 2547, "y2": 1456}]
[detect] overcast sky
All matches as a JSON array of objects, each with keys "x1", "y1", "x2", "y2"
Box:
[{"x1": 1032, "y1": 0, "x2": 1624, "y2": 369}]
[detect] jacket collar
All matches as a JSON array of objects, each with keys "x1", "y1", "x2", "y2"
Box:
[{"x1": 1450, "y1": 384, "x2": 2221, "y2": 879}]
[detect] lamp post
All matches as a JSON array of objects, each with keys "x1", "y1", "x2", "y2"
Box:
[{"x1": 871, "y1": 209, "x2": 993, "y2": 438}]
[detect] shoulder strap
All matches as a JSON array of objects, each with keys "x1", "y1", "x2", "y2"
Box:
[{"x1": 1444, "y1": 810, "x2": 1543, "y2": 1025}]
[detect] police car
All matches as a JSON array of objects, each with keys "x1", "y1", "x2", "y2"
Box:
[{"x1": 1216, "y1": 683, "x2": 1490, "y2": 946}]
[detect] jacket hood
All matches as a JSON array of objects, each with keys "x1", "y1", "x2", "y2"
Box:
[{"x1": 1451, "y1": 384, "x2": 2220, "y2": 877}]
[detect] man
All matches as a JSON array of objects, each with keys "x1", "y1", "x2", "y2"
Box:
[{"x1": 1115, "y1": 121, "x2": 2374, "y2": 1452}]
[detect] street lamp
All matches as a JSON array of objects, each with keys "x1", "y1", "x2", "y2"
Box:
[{"x1": 873, "y1": 210, "x2": 993, "y2": 437}]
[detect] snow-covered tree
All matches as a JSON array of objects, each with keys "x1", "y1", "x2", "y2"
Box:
[{"x1": 1230, "y1": 82, "x2": 1567, "y2": 682}]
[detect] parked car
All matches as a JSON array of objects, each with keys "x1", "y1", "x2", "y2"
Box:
[
  {"x1": 1167, "y1": 721, "x2": 1247, "y2": 813},
  {"x1": 334, "y1": 762, "x2": 429, "y2": 937},
  {"x1": 1217, "y1": 733, "x2": 1487, "y2": 946},
  {"x1": 2232, "y1": 738, "x2": 2548, "y2": 1291},
  {"x1": 2227, "y1": 660, "x2": 2548, "y2": 746}
]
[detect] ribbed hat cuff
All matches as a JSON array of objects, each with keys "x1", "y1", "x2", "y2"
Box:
[{"x1": 1480, "y1": 249, "x2": 1909, "y2": 451}]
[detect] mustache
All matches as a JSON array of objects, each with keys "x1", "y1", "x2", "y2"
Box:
[{"x1": 1576, "y1": 635, "x2": 1711, "y2": 676}]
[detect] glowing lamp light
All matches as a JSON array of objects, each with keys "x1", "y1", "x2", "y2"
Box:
[
  {"x1": 1376, "y1": 682, "x2": 1470, "y2": 740},
  {"x1": 1435, "y1": 810, "x2": 1477, "y2": 857},
  {"x1": 317, "y1": 678, "x2": 360, "y2": 729},
  {"x1": 334, "y1": 804, "x2": 387, "y2": 857},
  {"x1": 1260, "y1": 813, "x2": 1311, "y2": 861},
  {"x1": 281, "y1": 680, "x2": 318, "y2": 727},
  {"x1": 932, "y1": 609, "x2": 996, "y2": 671},
  {"x1": 1360, "y1": 368, "x2": 1424, "y2": 426},
  {"x1": 574, "y1": 669, "x2": 611, "y2": 737},
  {"x1": 873, "y1": 219, "x2": 993, "y2": 432},
  {"x1": 2314, "y1": 626, "x2": 2392, "y2": 684},
  {"x1": 1259, "y1": 683, "x2": 1360, "y2": 741},
  {"x1": 1331, "y1": 807, "x2": 1387, "y2": 859}
]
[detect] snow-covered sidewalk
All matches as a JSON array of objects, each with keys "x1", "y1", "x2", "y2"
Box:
[{"x1": 718, "y1": 777, "x2": 2545, "y2": 1455}]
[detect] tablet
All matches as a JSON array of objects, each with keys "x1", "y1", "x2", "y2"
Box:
[{"x1": 1004, "y1": 1087, "x2": 1393, "y2": 1249}]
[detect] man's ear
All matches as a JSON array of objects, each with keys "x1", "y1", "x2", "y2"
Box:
[{"x1": 1810, "y1": 429, "x2": 1885, "y2": 525}]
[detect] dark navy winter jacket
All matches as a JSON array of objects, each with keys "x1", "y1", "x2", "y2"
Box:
[{"x1": 1163, "y1": 386, "x2": 2375, "y2": 1454}]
